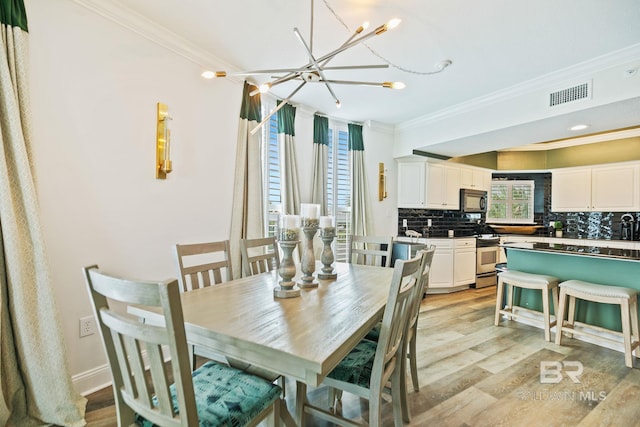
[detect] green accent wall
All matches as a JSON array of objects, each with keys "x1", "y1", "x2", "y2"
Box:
[{"x1": 451, "y1": 135, "x2": 640, "y2": 170}]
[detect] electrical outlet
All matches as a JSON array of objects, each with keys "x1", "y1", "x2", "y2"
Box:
[
  {"x1": 402, "y1": 219, "x2": 408, "y2": 228},
  {"x1": 79, "y1": 316, "x2": 97, "y2": 338}
]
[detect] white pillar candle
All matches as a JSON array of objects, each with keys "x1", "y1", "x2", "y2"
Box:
[{"x1": 319, "y1": 216, "x2": 333, "y2": 228}]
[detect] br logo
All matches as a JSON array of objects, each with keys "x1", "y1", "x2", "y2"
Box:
[{"x1": 540, "y1": 361, "x2": 583, "y2": 384}]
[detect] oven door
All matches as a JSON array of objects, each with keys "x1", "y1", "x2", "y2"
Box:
[{"x1": 477, "y1": 246, "x2": 498, "y2": 274}]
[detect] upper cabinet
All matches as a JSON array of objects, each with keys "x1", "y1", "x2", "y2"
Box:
[
  {"x1": 460, "y1": 166, "x2": 492, "y2": 191},
  {"x1": 397, "y1": 158, "x2": 492, "y2": 210},
  {"x1": 397, "y1": 160, "x2": 426, "y2": 208},
  {"x1": 425, "y1": 162, "x2": 460, "y2": 210},
  {"x1": 551, "y1": 161, "x2": 640, "y2": 212}
]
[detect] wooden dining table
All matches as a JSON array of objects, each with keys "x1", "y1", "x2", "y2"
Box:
[{"x1": 130, "y1": 261, "x2": 394, "y2": 426}]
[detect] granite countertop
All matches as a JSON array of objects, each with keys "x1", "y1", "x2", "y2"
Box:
[{"x1": 502, "y1": 242, "x2": 640, "y2": 262}]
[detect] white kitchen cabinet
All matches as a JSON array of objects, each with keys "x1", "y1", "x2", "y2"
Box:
[
  {"x1": 426, "y1": 162, "x2": 461, "y2": 210},
  {"x1": 460, "y1": 166, "x2": 492, "y2": 192},
  {"x1": 397, "y1": 160, "x2": 426, "y2": 208},
  {"x1": 426, "y1": 240, "x2": 454, "y2": 291},
  {"x1": 551, "y1": 162, "x2": 640, "y2": 212},
  {"x1": 454, "y1": 238, "x2": 477, "y2": 287},
  {"x1": 425, "y1": 238, "x2": 475, "y2": 293}
]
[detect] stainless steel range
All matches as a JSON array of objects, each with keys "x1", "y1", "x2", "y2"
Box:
[{"x1": 475, "y1": 234, "x2": 500, "y2": 288}]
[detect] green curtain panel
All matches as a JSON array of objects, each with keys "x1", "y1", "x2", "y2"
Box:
[
  {"x1": 313, "y1": 114, "x2": 329, "y2": 146},
  {"x1": 348, "y1": 123, "x2": 364, "y2": 151},
  {"x1": 276, "y1": 100, "x2": 296, "y2": 136},
  {"x1": 311, "y1": 114, "x2": 329, "y2": 215},
  {"x1": 0, "y1": 0, "x2": 27, "y2": 31},
  {"x1": 0, "y1": 1, "x2": 86, "y2": 425},
  {"x1": 229, "y1": 82, "x2": 265, "y2": 278}
]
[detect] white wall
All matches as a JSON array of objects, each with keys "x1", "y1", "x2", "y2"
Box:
[{"x1": 25, "y1": 0, "x2": 397, "y2": 394}]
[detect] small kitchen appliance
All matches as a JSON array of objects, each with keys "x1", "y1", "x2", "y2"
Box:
[
  {"x1": 460, "y1": 189, "x2": 487, "y2": 213},
  {"x1": 620, "y1": 213, "x2": 636, "y2": 241}
]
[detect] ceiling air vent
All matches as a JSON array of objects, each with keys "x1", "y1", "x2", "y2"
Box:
[{"x1": 549, "y1": 82, "x2": 591, "y2": 107}]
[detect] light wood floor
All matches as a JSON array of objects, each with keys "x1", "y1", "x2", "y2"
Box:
[{"x1": 82, "y1": 286, "x2": 640, "y2": 426}]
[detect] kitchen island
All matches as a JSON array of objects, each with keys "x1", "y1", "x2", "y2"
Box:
[{"x1": 502, "y1": 242, "x2": 640, "y2": 331}]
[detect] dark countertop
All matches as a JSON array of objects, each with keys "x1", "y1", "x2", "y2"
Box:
[{"x1": 502, "y1": 242, "x2": 640, "y2": 262}]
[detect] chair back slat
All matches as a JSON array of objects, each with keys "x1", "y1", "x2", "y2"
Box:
[
  {"x1": 174, "y1": 240, "x2": 232, "y2": 291},
  {"x1": 84, "y1": 265, "x2": 198, "y2": 426},
  {"x1": 240, "y1": 236, "x2": 280, "y2": 277},
  {"x1": 347, "y1": 235, "x2": 393, "y2": 267},
  {"x1": 371, "y1": 253, "x2": 423, "y2": 390}
]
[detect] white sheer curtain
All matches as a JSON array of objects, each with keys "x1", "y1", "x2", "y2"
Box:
[
  {"x1": 229, "y1": 82, "x2": 265, "y2": 279},
  {"x1": 278, "y1": 101, "x2": 300, "y2": 216},
  {"x1": 349, "y1": 123, "x2": 372, "y2": 236},
  {"x1": 0, "y1": 4, "x2": 86, "y2": 425}
]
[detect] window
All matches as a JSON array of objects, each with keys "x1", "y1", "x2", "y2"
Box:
[
  {"x1": 487, "y1": 180, "x2": 535, "y2": 224},
  {"x1": 327, "y1": 123, "x2": 351, "y2": 261},
  {"x1": 260, "y1": 107, "x2": 352, "y2": 259},
  {"x1": 263, "y1": 111, "x2": 281, "y2": 237}
]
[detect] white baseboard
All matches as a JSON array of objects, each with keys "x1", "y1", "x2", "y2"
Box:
[{"x1": 73, "y1": 363, "x2": 112, "y2": 396}]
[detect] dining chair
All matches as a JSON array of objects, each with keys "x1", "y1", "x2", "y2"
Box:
[
  {"x1": 240, "y1": 236, "x2": 280, "y2": 277},
  {"x1": 174, "y1": 240, "x2": 233, "y2": 367},
  {"x1": 173, "y1": 240, "x2": 232, "y2": 291},
  {"x1": 83, "y1": 265, "x2": 281, "y2": 427},
  {"x1": 303, "y1": 252, "x2": 424, "y2": 427},
  {"x1": 346, "y1": 235, "x2": 394, "y2": 267}
]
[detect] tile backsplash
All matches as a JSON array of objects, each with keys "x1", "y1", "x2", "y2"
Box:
[{"x1": 398, "y1": 170, "x2": 640, "y2": 241}]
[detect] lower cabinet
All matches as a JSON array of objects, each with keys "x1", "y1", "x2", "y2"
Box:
[{"x1": 427, "y1": 238, "x2": 476, "y2": 293}]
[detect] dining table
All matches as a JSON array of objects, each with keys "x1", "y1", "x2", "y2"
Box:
[{"x1": 129, "y1": 261, "x2": 395, "y2": 426}]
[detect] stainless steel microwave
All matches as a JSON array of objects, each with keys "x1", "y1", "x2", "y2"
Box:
[{"x1": 460, "y1": 189, "x2": 487, "y2": 213}]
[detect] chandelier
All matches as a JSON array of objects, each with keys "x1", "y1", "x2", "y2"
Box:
[{"x1": 207, "y1": 0, "x2": 407, "y2": 134}]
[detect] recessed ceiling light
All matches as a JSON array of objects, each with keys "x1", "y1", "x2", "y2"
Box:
[
  {"x1": 201, "y1": 70, "x2": 216, "y2": 79},
  {"x1": 569, "y1": 124, "x2": 589, "y2": 131}
]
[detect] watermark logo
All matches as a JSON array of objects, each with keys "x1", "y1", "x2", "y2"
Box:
[
  {"x1": 540, "y1": 361, "x2": 583, "y2": 384},
  {"x1": 514, "y1": 360, "x2": 607, "y2": 402}
]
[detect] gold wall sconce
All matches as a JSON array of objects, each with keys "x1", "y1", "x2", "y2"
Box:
[
  {"x1": 378, "y1": 162, "x2": 388, "y2": 201},
  {"x1": 156, "y1": 102, "x2": 173, "y2": 179}
]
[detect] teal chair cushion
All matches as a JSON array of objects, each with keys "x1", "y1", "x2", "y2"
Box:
[
  {"x1": 327, "y1": 339, "x2": 377, "y2": 388},
  {"x1": 136, "y1": 361, "x2": 281, "y2": 427},
  {"x1": 364, "y1": 322, "x2": 381, "y2": 341}
]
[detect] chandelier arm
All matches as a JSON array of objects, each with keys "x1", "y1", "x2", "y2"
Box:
[
  {"x1": 250, "y1": 81, "x2": 307, "y2": 135},
  {"x1": 311, "y1": 23, "x2": 390, "y2": 66},
  {"x1": 293, "y1": 28, "x2": 340, "y2": 107},
  {"x1": 315, "y1": 79, "x2": 386, "y2": 87}
]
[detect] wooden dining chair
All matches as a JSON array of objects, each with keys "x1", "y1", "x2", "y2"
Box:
[
  {"x1": 240, "y1": 236, "x2": 280, "y2": 277},
  {"x1": 173, "y1": 240, "x2": 232, "y2": 292},
  {"x1": 83, "y1": 265, "x2": 281, "y2": 427},
  {"x1": 346, "y1": 235, "x2": 394, "y2": 267},
  {"x1": 175, "y1": 238, "x2": 285, "y2": 396},
  {"x1": 303, "y1": 252, "x2": 424, "y2": 427},
  {"x1": 174, "y1": 240, "x2": 234, "y2": 367}
]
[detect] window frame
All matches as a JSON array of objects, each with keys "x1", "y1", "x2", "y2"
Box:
[{"x1": 487, "y1": 180, "x2": 535, "y2": 224}]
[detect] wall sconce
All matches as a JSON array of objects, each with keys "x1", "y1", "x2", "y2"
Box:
[
  {"x1": 378, "y1": 162, "x2": 388, "y2": 201},
  {"x1": 156, "y1": 102, "x2": 173, "y2": 179}
]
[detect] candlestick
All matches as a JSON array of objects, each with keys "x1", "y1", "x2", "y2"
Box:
[
  {"x1": 298, "y1": 225, "x2": 319, "y2": 288},
  {"x1": 318, "y1": 226, "x2": 337, "y2": 279},
  {"x1": 274, "y1": 240, "x2": 301, "y2": 298}
]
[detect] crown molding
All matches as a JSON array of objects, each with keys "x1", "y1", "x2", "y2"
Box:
[
  {"x1": 398, "y1": 43, "x2": 640, "y2": 131},
  {"x1": 71, "y1": 0, "x2": 239, "y2": 81}
]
